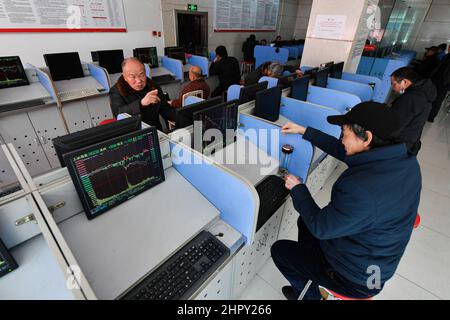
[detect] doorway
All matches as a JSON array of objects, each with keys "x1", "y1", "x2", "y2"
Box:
[{"x1": 175, "y1": 11, "x2": 208, "y2": 57}]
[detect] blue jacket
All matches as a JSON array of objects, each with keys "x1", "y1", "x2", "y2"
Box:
[{"x1": 291, "y1": 127, "x2": 421, "y2": 287}]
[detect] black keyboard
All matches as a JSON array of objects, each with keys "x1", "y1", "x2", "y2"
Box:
[
  {"x1": 152, "y1": 74, "x2": 176, "y2": 84},
  {"x1": 121, "y1": 231, "x2": 230, "y2": 300},
  {"x1": 256, "y1": 175, "x2": 290, "y2": 231},
  {"x1": 0, "y1": 98, "x2": 47, "y2": 112}
]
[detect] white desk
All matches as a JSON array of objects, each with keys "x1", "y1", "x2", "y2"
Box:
[
  {"x1": 56, "y1": 167, "x2": 220, "y2": 299},
  {"x1": 53, "y1": 77, "x2": 105, "y2": 93},
  {"x1": 0, "y1": 234, "x2": 74, "y2": 300},
  {"x1": 209, "y1": 133, "x2": 279, "y2": 186},
  {"x1": 0, "y1": 83, "x2": 52, "y2": 107}
]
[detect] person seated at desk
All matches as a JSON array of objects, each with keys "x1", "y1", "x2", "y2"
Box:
[
  {"x1": 209, "y1": 45, "x2": 240, "y2": 98},
  {"x1": 109, "y1": 57, "x2": 174, "y2": 131},
  {"x1": 169, "y1": 66, "x2": 210, "y2": 108},
  {"x1": 244, "y1": 61, "x2": 302, "y2": 86},
  {"x1": 272, "y1": 102, "x2": 421, "y2": 300}
]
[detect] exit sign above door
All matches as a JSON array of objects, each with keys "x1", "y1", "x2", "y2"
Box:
[{"x1": 187, "y1": 4, "x2": 198, "y2": 11}]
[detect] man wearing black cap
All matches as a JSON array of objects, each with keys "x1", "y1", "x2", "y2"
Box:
[{"x1": 271, "y1": 102, "x2": 421, "y2": 300}]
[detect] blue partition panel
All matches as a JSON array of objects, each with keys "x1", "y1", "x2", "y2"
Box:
[
  {"x1": 161, "y1": 56, "x2": 183, "y2": 80},
  {"x1": 369, "y1": 58, "x2": 389, "y2": 78},
  {"x1": 327, "y1": 78, "x2": 373, "y2": 102},
  {"x1": 342, "y1": 72, "x2": 382, "y2": 103},
  {"x1": 187, "y1": 55, "x2": 210, "y2": 77},
  {"x1": 209, "y1": 52, "x2": 216, "y2": 62},
  {"x1": 356, "y1": 56, "x2": 375, "y2": 76},
  {"x1": 227, "y1": 84, "x2": 242, "y2": 102},
  {"x1": 259, "y1": 76, "x2": 279, "y2": 88},
  {"x1": 184, "y1": 96, "x2": 204, "y2": 106},
  {"x1": 279, "y1": 97, "x2": 341, "y2": 139},
  {"x1": 88, "y1": 63, "x2": 110, "y2": 92},
  {"x1": 145, "y1": 63, "x2": 151, "y2": 78},
  {"x1": 170, "y1": 142, "x2": 258, "y2": 245},
  {"x1": 308, "y1": 86, "x2": 361, "y2": 114},
  {"x1": 238, "y1": 114, "x2": 313, "y2": 183},
  {"x1": 34, "y1": 67, "x2": 57, "y2": 101},
  {"x1": 371, "y1": 58, "x2": 407, "y2": 103},
  {"x1": 283, "y1": 46, "x2": 300, "y2": 59},
  {"x1": 254, "y1": 45, "x2": 289, "y2": 69}
]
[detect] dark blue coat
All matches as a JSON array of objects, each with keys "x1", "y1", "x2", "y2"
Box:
[{"x1": 291, "y1": 127, "x2": 421, "y2": 287}]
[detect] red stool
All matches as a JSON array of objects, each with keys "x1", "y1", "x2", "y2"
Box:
[
  {"x1": 414, "y1": 213, "x2": 421, "y2": 229},
  {"x1": 241, "y1": 61, "x2": 255, "y2": 76},
  {"x1": 319, "y1": 287, "x2": 373, "y2": 300},
  {"x1": 99, "y1": 118, "x2": 117, "y2": 126}
]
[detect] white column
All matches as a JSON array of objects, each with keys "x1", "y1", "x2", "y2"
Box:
[{"x1": 301, "y1": 0, "x2": 379, "y2": 73}]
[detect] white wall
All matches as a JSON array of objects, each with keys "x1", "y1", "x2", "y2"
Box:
[
  {"x1": 294, "y1": 0, "x2": 312, "y2": 38},
  {"x1": 412, "y1": 0, "x2": 450, "y2": 54},
  {"x1": 0, "y1": 0, "x2": 165, "y2": 67},
  {"x1": 161, "y1": 0, "x2": 301, "y2": 61}
]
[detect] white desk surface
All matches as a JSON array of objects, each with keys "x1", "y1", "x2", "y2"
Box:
[
  {"x1": 0, "y1": 235, "x2": 74, "y2": 300},
  {"x1": 151, "y1": 67, "x2": 175, "y2": 77},
  {"x1": 57, "y1": 167, "x2": 220, "y2": 299},
  {"x1": 109, "y1": 73, "x2": 122, "y2": 87},
  {"x1": 209, "y1": 133, "x2": 279, "y2": 186},
  {"x1": 0, "y1": 82, "x2": 52, "y2": 106},
  {"x1": 54, "y1": 77, "x2": 104, "y2": 93}
]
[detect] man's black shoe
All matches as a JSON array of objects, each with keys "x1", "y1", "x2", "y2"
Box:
[
  {"x1": 282, "y1": 286, "x2": 300, "y2": 300},
  {"x1": 428, "y1": 118, "x2": 434, "y2": 123}
]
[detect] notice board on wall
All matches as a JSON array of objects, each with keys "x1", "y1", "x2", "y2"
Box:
[
  {"x1": 214, "y1": 0, "x2": 280, "y2": 32},
  {"x1": 0, "y1": 0, "x2": 127, "y2": 32}
]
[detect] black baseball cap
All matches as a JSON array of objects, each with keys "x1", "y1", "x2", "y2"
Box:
[{"x1": 327, "y1": 102, "x2": 400, "y2": 140}]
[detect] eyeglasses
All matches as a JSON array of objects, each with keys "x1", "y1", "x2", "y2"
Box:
[{"x1": 126, "y1": 73, "x2": 146, "y2": 81}]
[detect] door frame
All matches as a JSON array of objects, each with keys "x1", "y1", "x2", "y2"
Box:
[{"x1": 174, "y1": 10, "x2": 208, "y2": 50}]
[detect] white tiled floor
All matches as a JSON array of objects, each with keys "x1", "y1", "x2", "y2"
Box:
[{"x1": 239, "y1": 106, "x2": 450, "y2": 300}]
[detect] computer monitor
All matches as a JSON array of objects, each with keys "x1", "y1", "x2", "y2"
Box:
[
  {"x1": 44, "y1": 52, "x2": 84, "y2": 81},
  {"x1": 330, "y1": 62, "x2": 344, "y2": 79},
  {"x1": 277, "y1": 73, "x2": 298, "y2": 89},
  {"x1": 63, "y1": 127, "x2": 165, "y2": 220},
  {"x1": 290, "y1": 75, "x2": 310, "y2": 101},
  {"x1": 53, "y1": 116, "x2": 142, "y2": 167},
  {"x1": 0, "y1": 237, "x2": 18, "y2": 278},
  {"x1": 133, "y1": 47, "x2": 159, "y2": 68},
  {"x1": 320, "y1": 61, "x2": 334, "y2": 69},
  {"x1": 174, "y1": 96, "x2": 223, "y2": 129},
  {"x1": 164, "y1": 47, "x2": 186, "y2": 65},
  {"x1": 315, "y1": 67, "x2": 330, "y2": 88},
  {"x1": 193, "y1": 99, "x2": 239, "y2": 153},
  {"x1": 91, "y1": 51, "x2": 99, "y2": 62},
  {"x1": 0, "y1": 56, "x2": 29, "y2": 89},
  {"x1": 239, "y1": 81, "x2": 269, "y2": 104},
  {"x1": 95, "y1": 50, "x2": 124, "y2": 74},
  {"x1": 255, "y1": 86, "x2": 282, "y2": 122}
]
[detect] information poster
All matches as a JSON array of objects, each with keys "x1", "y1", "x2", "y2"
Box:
[
  {"x1": 0, "y1": 0, "x2": 127, "y2": 32},
  {"x1": 313, "y1": 15, "x2": 347, "y2": 40},
  {"x1": 215, "y1": 0, "x2": 280, "y2": 32}
]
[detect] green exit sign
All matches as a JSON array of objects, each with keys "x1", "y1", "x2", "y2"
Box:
[{"x1": 187, "y1": 4, "x2": 198, "y2": 11}]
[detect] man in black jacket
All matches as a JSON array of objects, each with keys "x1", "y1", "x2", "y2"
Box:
[
  {"x1": 209, "y1": 46, "x2": 241, "y2": 98},
  {"x1": 429, "y1": 50, "x2": 450, "y2": 122},
  {"x1": 109, "y1": 58, "x2": 174, "y2": 131},
  {"x1": 390, "y1": 67, "x2": 437, "y2": 154}
]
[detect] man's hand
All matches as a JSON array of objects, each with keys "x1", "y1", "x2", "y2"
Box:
[
  {"x1": 295, "y1": 69, "x2": 303, "y2": 77},
  {"x1": 141, "y1": 90, "x2": 160, "y2": 107},
  {"x1": 281, "y1": 122, "x2": 306, "y2": 135},
  {"x1": 284, "y1": 174, "x2": 302, "y2": 190}
]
